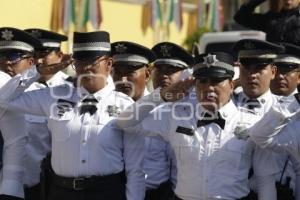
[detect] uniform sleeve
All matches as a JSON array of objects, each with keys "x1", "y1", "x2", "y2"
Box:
[
  {"x1": 234, "y1": 0, "x2": 268, "y2": 31},
  {"x1": 123, "y1": 131, "x2": 145, "y2": 200},
  {"x1": 253, "y1": 146, "x2": 278, "y2": 200},
  {"x1": 255, "y1": 174, "x2": 277, "y2": 200},
  {"x1": 167, "y1": 143, "x2": 177, "y2": 189},
  {"x1": 0, "y1": 111, "x2": 27, "y2": 198},
  {"x1": 117, "y1": 88, "x2": 173, "y2": 140},
  {"x1": 249, "y1": 107, "x2": 300, "y2": 161}
]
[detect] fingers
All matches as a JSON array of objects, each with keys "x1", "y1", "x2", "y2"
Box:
[{"x1": 160, "y1": 76, "x2": 195, "y2": 102}]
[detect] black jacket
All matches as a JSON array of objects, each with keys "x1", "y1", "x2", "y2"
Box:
[{"x1": 234, "y1": 0, "x2": 300, "y2": 46}]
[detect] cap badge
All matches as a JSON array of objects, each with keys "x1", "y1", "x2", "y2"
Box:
[
  {"x1": 29, "y1": 30, "x2": 42, "y2": 38},
  {"x1": 244, "y1": 41, "x2": 255, "y2": 50},
  {"x1": 1, "y1": 30, "x2": 14, "y2": 41},
  {"x1": 115, "y1": 43, "x2": 127, "y2": 53},
  {"x1": 160, "y1": 45, "x2": 172, "y2": 57},
  {"x1": 203, "y1": 54, "x2": 218, "y2": 67}
]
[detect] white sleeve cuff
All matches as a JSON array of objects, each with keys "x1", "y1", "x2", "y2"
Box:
[{"x1": 0, "y1": 179, "x2": 24, "y2": 198}]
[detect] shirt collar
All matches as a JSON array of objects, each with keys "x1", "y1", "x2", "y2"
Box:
[
  {"x1": 79, "y1": 82, "x2": 113, "y2": 101},
  {"x1": 242, "y1": 89, "x2": 272, "y2": 105}
]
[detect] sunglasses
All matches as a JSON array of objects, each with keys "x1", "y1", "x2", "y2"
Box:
[{"x1": 276, "y1": 63, "x2": 300, "y2": 74}]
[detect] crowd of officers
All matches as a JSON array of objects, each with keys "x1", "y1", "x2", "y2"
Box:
[{"x1": 0, "y1": 24, "x2": 300, "y2": 200}]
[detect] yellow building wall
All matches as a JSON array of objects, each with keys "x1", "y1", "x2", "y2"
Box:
[{"x1": 0, "y1": 0, "x2": 190, "y2": 50}]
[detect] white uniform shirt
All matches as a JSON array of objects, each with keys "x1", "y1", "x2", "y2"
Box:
[
  {"x1": 274, "y1": 93, "x2": 300, "y2": 199},
  {"x1": 143, "y1": 88, "x2": 177, "y2": 190},
  {"x1": 117, "y1": 90, "x2": 274, "y2": 200},
  {"x1": 23, "y1": 71, "x2": 70, "y2": 187},
  {"x1": 234, "y1": 90, "x2": 280, "y2": 199},
  {"x1": 0, "y1": 71, "x2": 27, "y2": 198},
  {"x1": 0, "y1": 73, "x2": 145, "y2": 200}
]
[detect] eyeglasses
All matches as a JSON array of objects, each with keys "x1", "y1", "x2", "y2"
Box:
[
  {"x1": 0, "y1": 52, "x2": 32, "y2": 66},
  {"x1": 72, "y1": 56, "x2": 107, "y2": 69}
]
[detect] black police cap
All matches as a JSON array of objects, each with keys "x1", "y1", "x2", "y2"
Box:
[
  {"x1": 233, "y1": 39, "x2": 285, "y2": 61},
  {"x1": 193, "y1": 52, "x2": 235, "y2": 79},
  {"x1": 111, "y1": 41, "x2": 155, "y2": 67},
  {"x1": 274, "y1": 43, "x2": 300, "y2": 65},
  {"x1": 152, "y1": 42, "x2": 193, "y2": 69},
  {"x1": 72, "y1": 31, "x2": 111, "y2": 60},
  {"x1": 25, "y1": 28, "x2": 67, "y2": 51},
  {"x1": 0, "y1": 27, "x2": 42, "y2": 53}
]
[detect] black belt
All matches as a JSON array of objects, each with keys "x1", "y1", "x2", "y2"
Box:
[{"x1": 51, "y1": 170, "x2": 125, "y2": 191}]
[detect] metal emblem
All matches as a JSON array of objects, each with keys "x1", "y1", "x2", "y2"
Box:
[
  {"x1": 243, "y1": 41, "x2": 255, "y2": 50},
  {"x1": 29, "y1": 30, "x2": 42, "y2": 38},
  {"x1": 1, "y1": 30, "x2": 14, "y2": 40},
  {"x1": 115, "y1": 43, "x2": 127, "y2": 53},
  {"x1": 160, "y1": 44, "x2": 172, "y2": 57},
  {"x1": 106, "y1": 105, "x2": 120, "y2": 117},
  {"x1": 203, "y1": 54, "x2": 218, "y2": 67}
]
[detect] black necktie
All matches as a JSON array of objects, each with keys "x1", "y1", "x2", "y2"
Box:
[
  {"x1": 197, "y1": 112, "x2": 226, "y2": 129},
  {"x1": 79, "y1": 95, "x2": 98, "y2": 115},
  {"x1": 246, "y1": 99, "x2": 261, "y2": 110}
]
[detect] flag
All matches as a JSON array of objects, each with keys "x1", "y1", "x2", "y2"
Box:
[
  {"x1": 174, "y1": 0, "x2": 183, "y2": 31},
  {"x1": 152, "y1": 0, "x2": 162, "y2": 27},
  {"x1": 50, "y1": 0, "x2": 64, "y2": 32},
  {"x1": 62, "y1": 0, "x2": 75, "y2": 33},
  {"x1": 197, "y1": 0, "x2": 206, "y2": 28},
  {"x1": 89, "y1": 0, "x2": 102, "y2": 30},
  {"x1": 141, "y1": 1, "x2": 152, "y2": 34}
]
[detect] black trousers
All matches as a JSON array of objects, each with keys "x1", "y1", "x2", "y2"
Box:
[
  {"x1": 145, "y1": 181, "x2": 174, "y2": 200},
  {"x1": 24, "y1": 184, "x2": 41, "y2": 200},
  {"x1": 0, "y1": 195, "x2": 24, "y2": 200}
]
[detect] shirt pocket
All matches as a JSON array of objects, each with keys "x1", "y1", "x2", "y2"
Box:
[
  {"x1": 214, "y1": 139, "x2": 251, "y2": 174},
  {"x1": 171, "y1": 135, "x2": 201, "y2": 167},
  {"x1": 48, "y1": 111, "x2": 74, "y2": 141}
]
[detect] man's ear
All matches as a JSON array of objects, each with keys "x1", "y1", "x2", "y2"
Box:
[
  {"x1": 270, "y1": 64, "x2": 277, "y2": 80},
  {"x1": 145, "y1": 66, "x2": 151, "y2": 82},
  {"x1": 105, "y1": 57, "x2": 113, "y2": 72}
]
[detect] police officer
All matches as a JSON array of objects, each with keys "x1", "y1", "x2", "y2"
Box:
[
  {"x1": 116, "y1": 51, "x2": 276, "y2": 200},
  {"x1": 234, "y1": 0, "x2": 300, "y2": 45},
  {"x1": 111, "y1": 41, "x2": 173, "y2": 200},
  {"x1": 0, "y1": 31, "x2": 144, "y2": 200},
  {"x1": 142, "y1": 42, "x2": 193, "y2": 200},
  {"x1": 233, "y1": 39, "x2": 287, "y2": 199},
  {"x1": 268, "y1": 43, "x2": 300, "y2": 200},
  {"x1": 111, "y1": 41, "x2": 155, "y2": 100},
  {"x1": 20, "y1": 29, "x2": 71, "y2": 200},
  {"x1": 0, "y1": 27, "x2": 41, "y2": 200}
]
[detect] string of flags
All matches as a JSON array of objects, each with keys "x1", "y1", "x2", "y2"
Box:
[
  {"x1": 51, "y1": 0, "x2": 103, "y2": 34},
  {"x1": 141, "y1": 0, "x2": 224, "y2": 35}
]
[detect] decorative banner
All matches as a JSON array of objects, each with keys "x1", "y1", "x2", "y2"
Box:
[{"x1": 51, "y1": 0, "x2": 103, "y2": 34}]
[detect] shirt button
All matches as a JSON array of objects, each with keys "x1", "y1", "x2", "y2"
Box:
[
  {"x1": 82, "y1": 140, "x2": 86, "y2": 144},
  {"x1": 82, "y1": 160, "x2": 86, "y2": 163}
]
